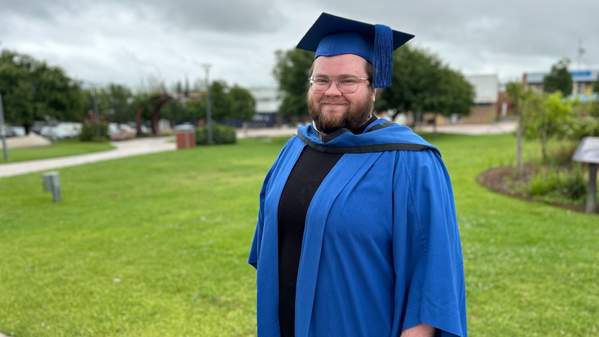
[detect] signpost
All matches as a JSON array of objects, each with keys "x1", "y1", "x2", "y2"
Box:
[{"x1": 573, "y1": 137, "x2": 599, "y2": 213}]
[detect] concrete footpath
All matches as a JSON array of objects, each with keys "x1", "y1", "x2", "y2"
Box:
[
  {"x1": 0, "y1": 137, "x2": 176, "y2": 178},
  {"x1": 416, "y1": 120, "x2": 517, "y2": 135}
]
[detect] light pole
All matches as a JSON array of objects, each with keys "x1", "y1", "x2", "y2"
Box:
[
  {"x1": 202, "y1": 63, "x2": 214, "y2": 145},
  {"x1": 0, "y1": 93, "x2": 8, "y2": 161}
]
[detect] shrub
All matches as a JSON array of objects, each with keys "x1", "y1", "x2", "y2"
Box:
[
  {"x1": 528, "y1": 171, "x2": 561, "y2": 196},
  {"x1": 569, "y1": 116, "x2": 599, "y2": 139},
  {"x1": 79, "y1": 122, "x2": 109, "y2": 142},
  {"x1": 196, "y1": 124, "x2": 236, "y2": 145},
  {"x1": 546, "y1": 143, "x2": 578, "y2": 167},
  {"x1": 528, "y1": 169, "x2": 586, "y2": 202}
]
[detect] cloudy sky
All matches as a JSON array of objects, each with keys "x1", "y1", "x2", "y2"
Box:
[{"x1": 2, "y1": 0, "x2": 598, "y2": 90}]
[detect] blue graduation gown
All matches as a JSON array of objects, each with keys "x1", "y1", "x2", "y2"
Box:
[{"x1": 248, "y1": 119, "x2": 467, "y2": 337}]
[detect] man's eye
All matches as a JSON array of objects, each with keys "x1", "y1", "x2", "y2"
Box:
[
  {"x1": 340, "y1": 79, "x2": 358, "y2": 85},
  {"x1": 314, "y1": 79, "x2": 330, "y2": 85}
]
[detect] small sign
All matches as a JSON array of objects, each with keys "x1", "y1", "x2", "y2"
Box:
[{"x1": 573, "y1": 137, "x2": 599, "y2": 164}]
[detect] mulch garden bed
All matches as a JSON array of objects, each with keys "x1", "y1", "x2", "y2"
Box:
[{"x1": 477, "y1": 165, "x2": 596, "y2": 215}]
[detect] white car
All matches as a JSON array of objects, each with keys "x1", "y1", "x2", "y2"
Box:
[
  {"x1": 109, "y1": 123, "x2": 136, "y2": 140},
  {"x1": 40, "y1": 123, "x2": 82, "y2": 140}
]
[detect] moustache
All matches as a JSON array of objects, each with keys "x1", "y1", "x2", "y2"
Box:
[{"x1": 319, "y1": 99, "x2": 349, "y2": 105}]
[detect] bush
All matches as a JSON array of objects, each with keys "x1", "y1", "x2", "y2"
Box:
[
  {"x1": 79, "y1": 122, "x2": 109, "y2": 142},
  {"x1": 546, "y1": 143, "x2": 578, "y2": 167},
  {"x1": 196, "y1": 124, "x2": 236, "y2": 145},
  {"x1": 528, "y1": 169, "x2": 586, "y2": 202},
  {"x1": 569, "y1": 116, "x2": 599, "y2": 139}
]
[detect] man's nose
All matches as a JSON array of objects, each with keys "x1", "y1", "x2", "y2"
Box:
[{"x1": 323, "y1": 80, "x2": 342, "y2": 96}]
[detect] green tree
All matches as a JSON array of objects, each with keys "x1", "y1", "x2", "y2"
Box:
[
  {"x1": 95, "y1": 84, "x2": 134, "y2": 123},
  {"x1": 432, "y1": 67, "x2": 474, "y2": 122},
  {"x1": 272, "y1": 49, "x2": 313, "y2": 119},
  {"x1": 0, "y1": 50, "x2": 84, "y2": 132},
  {"x1": 594, "y1": 75, "x2": 599, "y2": 94},
  {"x1": 543, "y1": 58, "x2": 573, "y2": 96},
  {"x1": 186, "y1": 81, "x2": 255, "y2": 123},
  {"x1": 523, "y1": 91, "x2": 573, "y2": 162},
  {"x1": 228, "y1": 85, "x2": 256, "y2": 121},
  {"x1": 161, "y1": 100, "x2": 192, "y2": 125},
  {"x1": 377, "y1": 45, "x2": 473, "y2": 126}
]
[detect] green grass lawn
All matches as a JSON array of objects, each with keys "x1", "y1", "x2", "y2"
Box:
[
  {"x1": 0, "y1": 134, "x2": 597, "y2": 337},
  {"x1": 0, "y1": 140, "x2": 115, "y2": 164}
]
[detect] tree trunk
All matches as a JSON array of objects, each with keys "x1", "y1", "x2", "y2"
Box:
[
  {"x1": 541, "y1": 129, "x2": 548, "y2": 163},
  {"x1": 135, "y1": 106, "x2": 144, "y2": 137},
  {"x1": 433, "y1": 112, "x2": 438, "y2": 134},
  {"x1": 516, "y1": 113, "x2": 523, "y2": 175}
]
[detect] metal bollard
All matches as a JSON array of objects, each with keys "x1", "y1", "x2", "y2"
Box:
[{"x1": 42, "y1": 171, "x2": 61, "y2": 202}]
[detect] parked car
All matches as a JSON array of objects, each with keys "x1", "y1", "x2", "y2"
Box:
[
  {"x1": 40, "y1": 123, "x2": 82, "y2": 140},
  {"x1": 0, "y1": 125, "x2": 26, "y2": 137},
  {"x1": 108, "y1": 123, "x2": 136, "y2": 141}
]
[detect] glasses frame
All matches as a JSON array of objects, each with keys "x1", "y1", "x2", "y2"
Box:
[{"x1": 309, "y1": 75, "x2": 370, "y2": 94}]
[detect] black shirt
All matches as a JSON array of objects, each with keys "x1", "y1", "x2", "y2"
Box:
[{"x1": 277, "y1": 116, "x2": 377, "y2": 337}]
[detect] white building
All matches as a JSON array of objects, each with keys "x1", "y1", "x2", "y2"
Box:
[
  {"x1": 248, "y1": 87, "x2": 281, "y2": 127},
  {"x1": 462, "y1": 74, "x2": 500, "y2": 123}
]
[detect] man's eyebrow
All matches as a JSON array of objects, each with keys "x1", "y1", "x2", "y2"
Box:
[{"x1": 312, "y1": 73, "x2": 367, "y2": 78}]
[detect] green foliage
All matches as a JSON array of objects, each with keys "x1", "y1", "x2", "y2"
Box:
[
  {"x1": 543, "y1": 58, "x2": 573, "y2": 95},
  {"x1": 94, "y1": 84, "x2": 134, "y2": 123},
  {"x1": 378, "y1": 45, "x2": 473, "y2": 118},
  {"x1": 228, "y1": 85, "x2": 256, "y2": 121},
  {"x1": 569, "y1": 116, "x2": 599, "y2": 139},
  {"x1": 593, "y1": 75, "x2": 599, "y2": 94},
  {"x1": 161, "y1": 99, "x2": 193, "y2": 124},
  {"x1": 196, "y1": 123, "x2": 236, "y2": 145},
  {"x1": 272, "y1": 49, "x2": 313, "y2": 118},
  {"x1": 522, "y1": 91, "x2": 573, "y2": 161},
  {"x1": 528, "y1": 169, "x2": 586, "y2": 202},
  {"x1": 185, "y1": 81, "x2": 256, "y2": 123},
  {"x1": 79, "y1": 122, "x2": 109, "y2": 142},
  {"x1": 0, "y1": 49, "x2": 84, "y2": 131}
]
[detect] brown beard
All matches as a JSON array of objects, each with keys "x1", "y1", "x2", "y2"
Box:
[{"x1": 308, "y1": 94, "x2": 374, "y2": 134}]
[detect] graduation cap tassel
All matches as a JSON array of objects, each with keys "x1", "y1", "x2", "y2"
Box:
[{"x1": 373, "y1": 24, "x2": 393, "y2": 88}]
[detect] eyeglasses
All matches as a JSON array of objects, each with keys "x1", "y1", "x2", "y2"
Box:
[{"x1": 309, "y1": 75, "x2": 370, "y2": 94}]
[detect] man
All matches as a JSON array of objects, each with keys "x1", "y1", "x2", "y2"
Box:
[{"x1": 248, "y1": 13, "x2": 467, "y2": 337}]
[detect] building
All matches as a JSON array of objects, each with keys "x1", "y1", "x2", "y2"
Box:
[
  {"x1": 248, "y1": 87, "x2": 281, "y2": 127},
  {"x1": 461, "y1": 74, "x2": 501, "y2": 123},
  {"x1": 523, "y1": 69, "x2": 599, "y2": 102}
]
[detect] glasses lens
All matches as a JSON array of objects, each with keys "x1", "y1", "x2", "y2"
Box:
[{"x1": 311, "y1": 77, "x2": 330, "y2": 92}]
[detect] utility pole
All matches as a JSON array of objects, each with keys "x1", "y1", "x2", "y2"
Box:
[
  {"x1": 202, "y1": 64, "x2": 213, "y2": 145},
  {"x1": 202, "y1": 64, "x2": 214, "y2": 145},
  {"x1": 0, "y1": 93, "x2": 8, "y2": 161}
]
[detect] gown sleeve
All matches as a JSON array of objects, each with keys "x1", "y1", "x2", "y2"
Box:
[
  {"x1": 247, "y1": 166, "x2": 272, "y2": 269},
  {"x1": 248, "y1": 137, "x2": 294, "y2": 269},
  {"x1": 392, "y1": 149, "x2": 467, "y2": 337}
]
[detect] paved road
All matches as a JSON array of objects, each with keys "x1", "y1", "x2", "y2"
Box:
[{"x1": 0, "y1": 137, "x2": 175, "y2": 178}]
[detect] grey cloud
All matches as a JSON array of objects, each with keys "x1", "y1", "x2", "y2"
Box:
[
  {"x1": 1, "y1": 0, "x2": 287, "y2": 35},
  {"x1": 299, "y1": 0, "x2": 599, "y2": 60}
]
